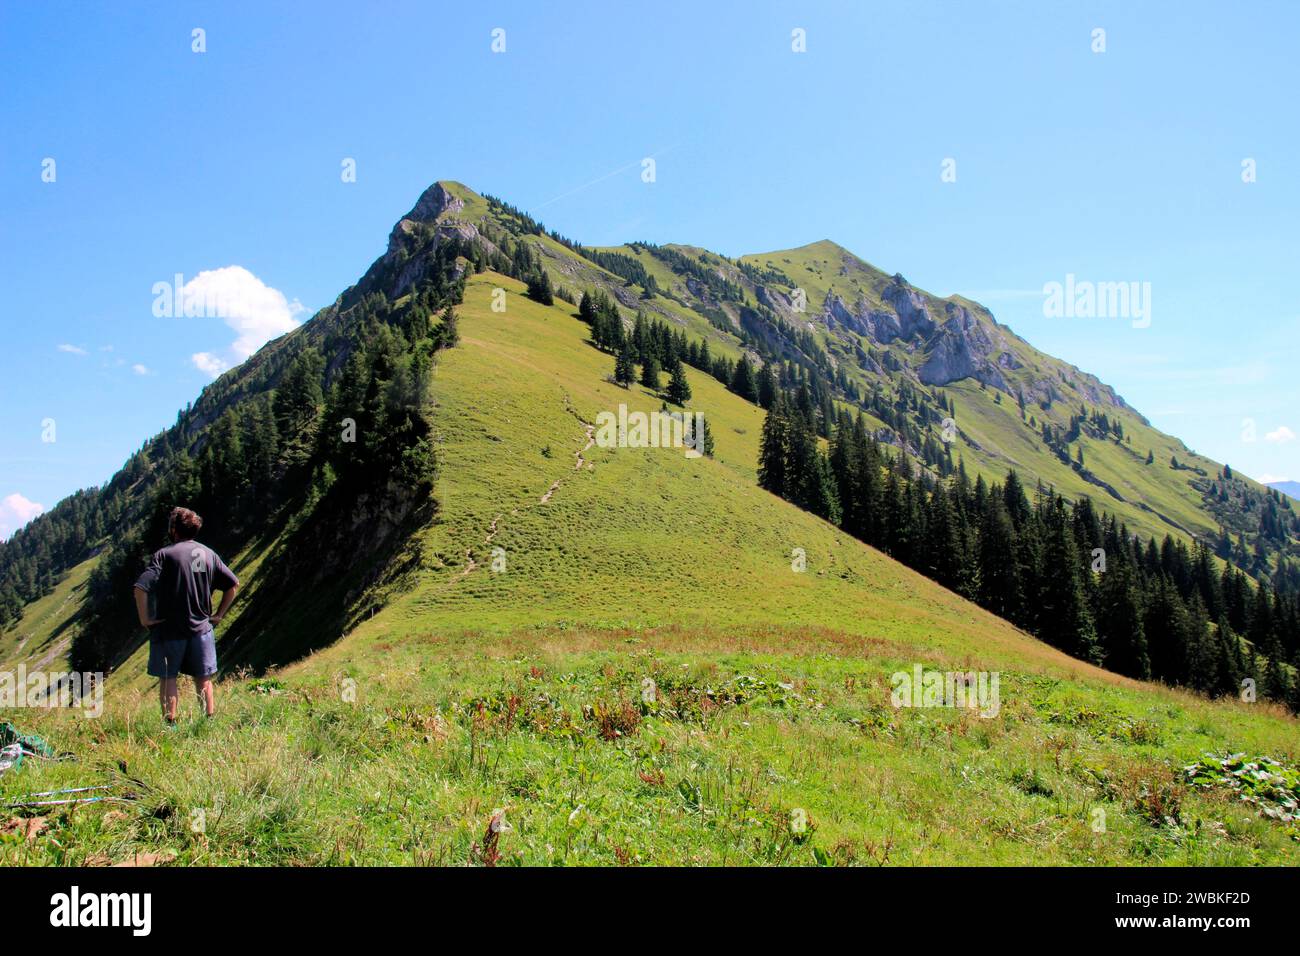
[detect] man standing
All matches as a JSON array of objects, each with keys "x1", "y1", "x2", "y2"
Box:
[{"x1": 133, "y1": 507, "x2": 239, "y2": 724}]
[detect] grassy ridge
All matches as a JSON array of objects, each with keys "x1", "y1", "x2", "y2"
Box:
[
  {"x1": 737, "y1": 240, "x2": 1251, "y2": 547},
  {"x1": 371, "y1": 274, "x2": 1100, "y2": 654},
  {"x1": 3, "y1": 273, "x2": 1297, "y2": 867},
  {"x1": 436, "y1": 185, "x2": 1276, "y2": 552}
]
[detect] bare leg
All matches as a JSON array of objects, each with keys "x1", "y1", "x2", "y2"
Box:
[
  {"x1": 195, "y1": 675, "x2": 215, "y2": 717},
  {"x1": 160, "y1": 677, "x2": 179, "y2": 722}
]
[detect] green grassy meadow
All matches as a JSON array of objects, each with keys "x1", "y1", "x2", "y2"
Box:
[{"x1": 3, "y1": 273, "x2": 1297, "y2": 866}]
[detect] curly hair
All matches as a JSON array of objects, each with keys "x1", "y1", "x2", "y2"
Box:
[{"x1": 168, "y1": 507, "x2": 203, "y2": 541}]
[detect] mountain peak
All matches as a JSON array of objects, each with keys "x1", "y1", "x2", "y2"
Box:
[
  {"x1": 381, "y1": 181, "x2": 488, "y2": 263},
  {"x1": 400, "y1": 181, "x2": 473, "y2": 226},
  {"x1": 746, "y1": 239, "x2": 890, "y2": 281}
]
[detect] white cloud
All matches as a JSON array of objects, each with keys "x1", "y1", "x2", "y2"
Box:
[
  {"x1": 57, "y1": 343, "x2": 87, "y2": 355},
  {"x1": 131, "y1": 363, "x2": 150, "y2": 376},
  {"x1": 191, "y1": 352, "x2": 229, "y2": 378},
  {"x1": 1259, "y1": 473, "x2": 1292, "y2": 484},
  {"x1": 0, "y1": 492, "x2": 45, "y2": 541},
  {"x1": 182, "y1": 266, "x2": 304, "y2": 377},
  {"x1": 1264, "y1": 425, "x2": 1296, "y2": 443}
]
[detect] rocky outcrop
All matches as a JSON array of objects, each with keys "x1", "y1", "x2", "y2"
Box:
[
  {"x1": 757, "y1": 284, "x2": 798, "y2": 316},
  {"x1": 403, "y1": 181, "x2": 465, "y2": 225},
  {"x1": 1022, "y1": 377, "x2": 1067, "y2": 409},
  {"x1": 385, "y1": 183, "x2": 483, "y2": 259},
  {"x1": 366, "y1": 183, "x2": 501, "y2": 299},
  {"x1": 684, "y1": 276, "x2": 709, "y2": 301},
  {"x1": 855, "y1": 347, "x2": 886, "y2": 376},
  {"x1": 822, "y1": 292, "x2": 854, "y2": 329},
  {"x1": 819, "y1": 281, "x2": 1037, "y2": 393},
  {"x1": 881, "y1": 281, "x2": 936, "y2": 339},
  {"x1": 917, "y1": 302, "x2": 1012, "y2": 390},
  {"x1": 1063, "y1": 370, "x2": 1131, "y2": 413},
  {"x1": 611, "y1": 284, "x2": 643, "y2": 310},
  {"x1": 819, "y1": 277, "x2": 936, "y2": 345},
  {"x1": 822, "y1": 292, "x2": 903, "y2": 342}
]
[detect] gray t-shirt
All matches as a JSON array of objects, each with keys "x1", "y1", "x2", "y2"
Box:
[{"x1": 133, "y1": 540, "x2": 238, "y2": 640}]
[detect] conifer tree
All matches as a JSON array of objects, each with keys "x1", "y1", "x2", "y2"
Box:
[
  {"x1": 614, "y1": 342, "x2": 636, "y2": 388},
  {"x1": 631, "y1": 311, "x2": 649, "y2": 363},
  {"x1": 730, "y1": 356, "x2": 759, "y2": 403},
  {"x1": 925, "y1": 482, "x2": 966, "y2": 592},
  {"x1": 1038, "y1": 495, "x2": 1101, "y2": 662},
  {"x1": 1144, "y1": 577, "x2": 1190, "y2": 684},
  {"x1": 977, "y1": 493, "x2": 1022, "y2": 620},
  {"x1": 1212, "y1": 614, "x2": 1242, "y2": 697},
  {"x1": 436, "y1": 305, "x2": 459, "y2": 348},
  {"x1": 667, "y1": 361, "x2": 692, "y2": 405},
  {"x1": 758, "y1": 363, "x2": 778, "y2": 409},
  {"x1": 758, "y1": 399, "x2": 791, "y2": 498},
  {"x1": 788, "y1": 425, "x2": 840, "y2": 524},
  {"x1": 1184, "y1": 594, "x2": 1217, "y2": 692},
  {"x1": 640, "y1": 354, "x2": 661, "y2": 392},
  {"x1": 527, "y1": 270, "x2": 554, "y2": 305},
  {"x1": 829, "y1": 418, "x2": 860, "y2": 537},
  {"x1": 696, "y1": 338, "x2": 711, "y2": 372},
  {"x1": 274, "y1": 347, "x2": 325, "y2": 464},
  {"x1": 1001, "y1": 470, "x2": 1031, "y2": 528},
  {"x1": 699, "y1": 416, "x2": 715, "y2": 458},
  {"x1": 579, "y1": 289, "x2": 597, "y2": 325},
  {"x1": 883, "y1": 458, "x2": 915, "y2": 564}
]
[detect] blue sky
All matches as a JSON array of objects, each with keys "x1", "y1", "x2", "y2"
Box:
[{"x1": 2, "y1": 0, "x2": 1298, "y2": 536}]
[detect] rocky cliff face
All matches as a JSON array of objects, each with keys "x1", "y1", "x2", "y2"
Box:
[
  {"x1": 757, "y1": 284, "x2": 798, "y2": 318},
  {"x1": 806, "y1": 270, "x2": 1139, "y2": 412},
  {"x1": 822, "y1": 292, "x2": 903, "y2": 342},
  {"x1": 881, "y1": 281, "x2": 938, "y2": 340},
  {"x1": 817, "y1": 280, "x2": 1015, "y2": 391},
  {"x1": 919, "y1": 302, "x2": 1015, "y2": 391},
  {"x1": 386, "y1": 182, "x2": 484, "y2": 254},
  {"x1": 408, "y1": 181, "x2": 465, "y2": 222},
  {"x1": 367, "y1": 183, "x2": 496, "y2": 300},
  {"x1": 818, "y1": 277, "x2": 938, "y2": 346}
]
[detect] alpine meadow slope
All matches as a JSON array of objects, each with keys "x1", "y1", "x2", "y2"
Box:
[{"x1": 1, "y1": 180, "x2": 1298, "y2": 867}]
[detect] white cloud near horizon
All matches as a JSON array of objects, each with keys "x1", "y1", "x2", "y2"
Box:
[
  {"x1": 1264, "y1": 425, "x2": 1296, "y2": 443},
  {"x1": 1259, "y1": 473, "x2": 1292, "y2": 484},
  {"x1": 0, "y1": 492, "x2": 45, "y2": 541},
  {"x1": 191, "y1": 351, "x2": 228, "y2": 377},
  {"x1": 182, "y1": 266, "x2": 304, "y2": 378}
]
